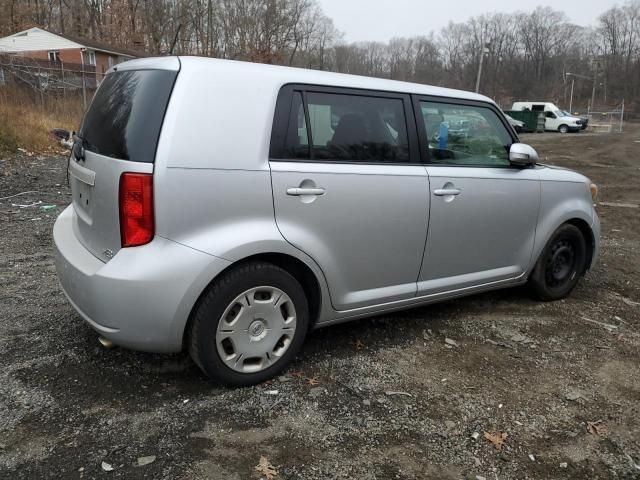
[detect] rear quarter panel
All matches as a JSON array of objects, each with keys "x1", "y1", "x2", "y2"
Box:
[{"x1": 151, "y1": 58, "x2": 334, "y2": 322}]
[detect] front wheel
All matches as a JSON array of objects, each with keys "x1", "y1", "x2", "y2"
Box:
[
  {"x1": 558, "y1": 124, "x2": 569, "y2": 134},
  {"x1": 528, "y1": 224, "x2": 587, "y2": 301},
  {"x1": 188, "y1": 262, "x2": 309, "y2": 386}
]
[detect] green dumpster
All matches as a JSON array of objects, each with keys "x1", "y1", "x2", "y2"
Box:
[{"x1": 504, "y1": 110, "x2": 545, "y2": 133}]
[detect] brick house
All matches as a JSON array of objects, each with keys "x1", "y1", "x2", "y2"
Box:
[{"x1": 0, "y1": 27, "x2": 142, "y2": 84}]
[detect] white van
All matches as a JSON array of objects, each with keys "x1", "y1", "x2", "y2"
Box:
[{"x1": 511, "y1": 102, "x2": 583, "y2": 133}]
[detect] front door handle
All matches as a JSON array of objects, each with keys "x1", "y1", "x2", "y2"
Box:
[
  {"x1": 286, "y1": 187, "x2": 326, "y2": 196},
  {"x1": 434, "y1": 188, "x2": 461, "y2": 196}
]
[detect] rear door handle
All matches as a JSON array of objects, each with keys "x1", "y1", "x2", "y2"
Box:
[
  {"x1": 434, "y1": 188, "x2": 461, "y2": 196},
  {"x1": 286, "y1": 187, "x2": 326, "y2": 196}
]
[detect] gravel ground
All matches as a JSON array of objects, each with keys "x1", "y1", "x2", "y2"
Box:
[{"x1": 1, "y1": 127, "x2": 639, "y2": 480}]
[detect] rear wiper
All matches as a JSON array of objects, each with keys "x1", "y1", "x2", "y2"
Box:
[
  {"x1": 73, "y1": 133, "x2": 98, "y2": 155},
  {"x1": 71, "y1": 133, "x2": 86, "y2": 162}
]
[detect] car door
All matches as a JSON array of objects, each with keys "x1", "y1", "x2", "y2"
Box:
[
  {"x1": 269, "y1": 86, "x2": 429, "y2": 311},
  {"x1": 415, "y1": 98, "x2": 540, "y2": 295},
  {"x1": 544, "y1": 110, "x2": 559, "y2": 131}
]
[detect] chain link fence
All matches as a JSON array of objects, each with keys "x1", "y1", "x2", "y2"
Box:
[{"x1": 0, "y1": 53, "x2": 105, "y2": 109}]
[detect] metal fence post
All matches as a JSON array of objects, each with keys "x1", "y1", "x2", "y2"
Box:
[
  {"x1": 61, "y1": 61, "x2": 66, "y2": 99},
  {"x1": 38, "y1": 66, "x2": 44, "y2": 106},
  {"x1": 81, "y1": 53, "x2": 87, "y2": 110}
]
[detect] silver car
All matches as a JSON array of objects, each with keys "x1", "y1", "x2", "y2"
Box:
[{"x1": 54, "y1": 57, "x2": 600, "y2": 385}]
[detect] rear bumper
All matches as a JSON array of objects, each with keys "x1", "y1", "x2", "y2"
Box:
[{"x1": 54, "y1": 205, "x2": 231, "y2": 352}]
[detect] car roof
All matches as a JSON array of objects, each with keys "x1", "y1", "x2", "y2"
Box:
[{"x1": 114, "y1": 55, "x2": 495, "y2": 105}]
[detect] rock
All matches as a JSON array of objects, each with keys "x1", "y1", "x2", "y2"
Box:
[
  {"x1": 137, "y1": 456, "x2": 156, "y2": 467},
  {"x1": 529, "y1": 454, "x2": 536, "y2": 462},
  {"x1": 277, "y1": 375, "x2": 291, "y2": 383},
  {"x1": 445, "y1": 338, "x2": 459, "y2": 348},
  {"x1": 565, "y1": 390, "x2": 586, "y2": 401},
  {"x1": 445, "y1": 420, "x2": 456, "y2": 429},
  {"x1": 101, "y1": 461, "x2": 114, "y2": 472},
  {"x1": 511, "y1": 333, "x2": 526, "y2": 343},
  {"x1": 362, "y1": 399, "x2": 371, "y2": 406},
  {"x1": 560, "y1": 462, "x2": 568, "y2": 468},
  {"x1": 309, "y1": 387, "x2": 323, "y2": 398}
]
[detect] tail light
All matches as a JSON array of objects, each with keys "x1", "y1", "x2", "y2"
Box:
[{"x1": 119, "y1": 173, "x2": 154, "y2": 247}]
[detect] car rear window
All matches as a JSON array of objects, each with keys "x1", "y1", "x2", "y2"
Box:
[{"x1": 79, "y1": 69, "x2": 177, "y2": 163}]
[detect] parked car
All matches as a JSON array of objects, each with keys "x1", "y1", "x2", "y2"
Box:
[
  {"x1": 511, "y1": 102, "x2": 583, "y2": 133},
  {"x1": 561, "y1": 110, "x2": 589, "y2": 130},
  {"x1": 54, "y1": 57, "x2": 600, "y2": 385},
  {"x1": 504, "y1": 113, "x2": 525, "y2": 132}
]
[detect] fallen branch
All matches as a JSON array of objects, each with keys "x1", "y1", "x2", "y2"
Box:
[
  {"x1": 580, "y1": 317, "x2": 618, "y2": 331},
  {"x1": 0, "y1": 191, "x2": 42, "y2": 201}
]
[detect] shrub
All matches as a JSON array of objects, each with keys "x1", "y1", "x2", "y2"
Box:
[{"x1": 0, "y1": 86, "x2": 83, "y2": 154}]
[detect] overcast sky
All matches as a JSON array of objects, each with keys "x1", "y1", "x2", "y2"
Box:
[{"x1": 319, "y1": 0, "x2": 620, "y2": 43}]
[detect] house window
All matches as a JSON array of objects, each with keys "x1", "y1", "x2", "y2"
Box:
[
  {"x1": 48, "y1": 51, "x2": 60, "y2": 62},
  {"x1": 84, "y1": 51, "x2": 96, "y2": 66},
  {"x1": 108, "y1": 56, "x2": 114, "y2": 68}
]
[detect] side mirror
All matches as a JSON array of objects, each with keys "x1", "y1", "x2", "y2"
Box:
[{"x1": 509, "y1": 143, "x2": 538, "y2": 166}]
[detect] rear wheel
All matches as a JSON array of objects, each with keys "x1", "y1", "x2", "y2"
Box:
[
  {"x1": 189, "y1": 262, "x2": 309, "y2": 386},
  {"x1": 529, "y1": 224, "x2": 587, "y2": 301},
  {"x1": 558, "y1": 124, "x2": 569, "y2": 134}
]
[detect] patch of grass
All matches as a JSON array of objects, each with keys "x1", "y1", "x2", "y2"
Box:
[{"x1": 0, "y1": 86, "x2": 83, "y2": 155}]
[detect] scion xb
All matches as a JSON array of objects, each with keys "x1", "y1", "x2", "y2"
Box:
[{"x1": 54, "y1": 56, "x2": 600, "y2": 385}]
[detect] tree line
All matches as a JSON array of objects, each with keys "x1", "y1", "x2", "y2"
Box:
[{"x1": 1, "y1": 0, "x2": 639, "y2": 114}]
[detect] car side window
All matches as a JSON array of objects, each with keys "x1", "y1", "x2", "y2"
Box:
[
  {"x1": 283, "y1": 90, "x2": 410, "y2": 163},
  {"x1": 420, "y1": 101, "x2": 512, "y2": 167},
  {"x1": 283, "y1": 92, "x2": 309, "y2": 159}
]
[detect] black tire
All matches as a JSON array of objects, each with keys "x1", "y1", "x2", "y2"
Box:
[
  {"x1": 558, "y1": 124, "x2": 569, "y2": 134},
  {"x1": 529, "y1": 224, "x2": 587, "y2": 301},
  {"x1": 188, "y1": 262, "x2": 309, "y2": 386}
]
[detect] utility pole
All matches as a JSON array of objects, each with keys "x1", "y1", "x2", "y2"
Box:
[
  {"x1": 591, "y1": 59, "x2": 598, "y2": 113},
  {"x1": 475, "y1": 42, "x2": 490, "y2": 93},
  {"x1": 566, "y1": 72, "x2": 591, "y2": 113},
  {"x1": 569, "y1": 78, "x2": 574, "y2": 112}
]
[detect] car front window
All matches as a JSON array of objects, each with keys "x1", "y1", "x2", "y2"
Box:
[{"x1": 420, "y1": 102, "x2": 512, "y2": 167}]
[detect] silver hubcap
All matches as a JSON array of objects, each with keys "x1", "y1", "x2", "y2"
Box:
[{"x1": 216, "y1": 286, "x2": 297, "y2": 373}]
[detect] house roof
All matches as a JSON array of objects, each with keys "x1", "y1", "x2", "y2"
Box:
[
  {"x1": 56, "y1": 31, "x2": 144, "y2": 58},
  {"x1": 0, "y1": 27, "x2": 144, "y2": 58}
]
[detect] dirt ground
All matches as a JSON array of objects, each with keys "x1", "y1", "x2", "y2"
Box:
[{"x1": 1, "y1": 126, "x2": 639, "y2": 480}]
